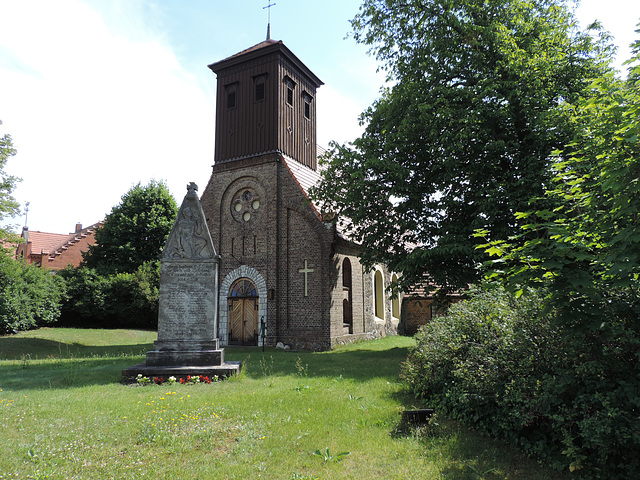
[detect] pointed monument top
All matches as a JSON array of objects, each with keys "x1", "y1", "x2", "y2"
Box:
[{"x1": 163, "y1": 182, "x2": 217, "y2": 260}]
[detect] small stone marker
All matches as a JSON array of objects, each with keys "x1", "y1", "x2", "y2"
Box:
[{"x1": 123, "y1": 183, "x2": 241, "y2": 380}]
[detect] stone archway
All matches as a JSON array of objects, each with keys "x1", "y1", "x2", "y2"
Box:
[{"x1": 219, "y1": 266, "x2": 267, "y2": 346}]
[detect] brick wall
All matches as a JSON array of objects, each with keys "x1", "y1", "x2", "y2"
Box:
[
  {"x1": 201, "y1": 152, "x2": 335, "y2": 350},
  {"x1": 200, "y1": 151, "x2": 404, "y2": 350},
  {"x1": 401, "y1": 297, "x2": 434, "y2": 336}
]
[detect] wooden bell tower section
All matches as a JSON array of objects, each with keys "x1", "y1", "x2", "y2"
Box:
[{"x1": 208, "y1": 40, "x2": 323, "y2": 170}]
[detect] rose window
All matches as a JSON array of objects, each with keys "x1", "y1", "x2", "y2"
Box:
[{"x1": 231, "y1": 188, "x2": 261, "y2": 223}]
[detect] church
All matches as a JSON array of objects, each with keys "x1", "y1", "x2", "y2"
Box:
[{"x1": 199, "y1": 36, "x2": 414, "y2": 350}]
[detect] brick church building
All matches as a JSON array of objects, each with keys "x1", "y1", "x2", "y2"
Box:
[{"x1": 199, "y1": 38, "x2": 408, "y2": 350}]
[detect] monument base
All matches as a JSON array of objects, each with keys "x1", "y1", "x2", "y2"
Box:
[
  {"x1": 122, "y1": 341, "x2": 241, "y2": 381},
  {"x1": 122, "y1": 360, "x2": 241, "y2": 381},
  {"x1": 145, "y1": 340, "x2": 224, "y2": 366}
]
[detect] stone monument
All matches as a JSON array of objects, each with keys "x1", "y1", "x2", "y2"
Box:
[{"x1": 123, "y1": 183, "x2": 241, "y2": 380}]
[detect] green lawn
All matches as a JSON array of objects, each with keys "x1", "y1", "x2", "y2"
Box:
[{"x1": 0, "y1": 328, "x2": 569, "y2": 479}]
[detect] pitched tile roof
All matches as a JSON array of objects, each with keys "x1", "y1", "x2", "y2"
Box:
[
  {"x1": 215, "y1": 39, "x2": 281, "y2": 64},
  {"x1": 283, "y1": 147, "x2": 355, "y2": 240},
  {"x1": 24, "y1": 230, "x2": 74, "y2": 256},
  {"x1": 283, "y1": 154, "x2": 322, "y2": 213},
  {"x1": 16, "y1": 222, "x2": 101, "y2": 269}
]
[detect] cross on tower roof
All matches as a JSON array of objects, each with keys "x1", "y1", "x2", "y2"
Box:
[{"x1": 264, "y1": 1, "x2": 276, "y2": 40}]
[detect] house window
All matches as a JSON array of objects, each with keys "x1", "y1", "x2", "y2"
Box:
[
  {"x1": 255, "y1": 75, "x2": 265, "y2": 102},
  {"x1": 374, "y1": 270, "x2": 384, "y2": 319},
  {"x1": 226, "y1": 84, "x2": 237, "y2": 109}
]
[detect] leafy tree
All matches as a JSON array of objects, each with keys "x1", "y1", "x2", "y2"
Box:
[
  {"x1": 481, "y1": 30, "x2": 640, "y2": 326},
  {"x1": 470, "y1": 35, "x2": 640, "y2": 478},
  {"x1": 0, "y1": 120, "x2": 21, "y2": 246},
  {"x1": 312, "y1": 0, "x2": 612, "y2": 295},
  {"x1": 83, "y1": 181, "x2": 178, "y2": 274}
]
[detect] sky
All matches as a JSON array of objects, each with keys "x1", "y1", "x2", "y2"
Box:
[{"x1": 0, "y1": 0, "x2": 639, "y2": 235}]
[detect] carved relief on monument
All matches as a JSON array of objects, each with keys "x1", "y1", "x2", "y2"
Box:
[{"x1": 163, "y1": 182, "x2": 217, "y2": 260}]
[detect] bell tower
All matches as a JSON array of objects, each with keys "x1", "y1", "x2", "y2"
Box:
[{"x1": 208, "y1": 40, "x2": 323, "y2": 169}]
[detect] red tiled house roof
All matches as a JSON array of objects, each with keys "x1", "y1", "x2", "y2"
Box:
[{"x1": 15, "y1": 223, "x2": 101, "y2": 270}]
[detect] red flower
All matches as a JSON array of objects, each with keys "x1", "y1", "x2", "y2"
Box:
[
  {"x1": 154, "y1": 377, "x2": 164, "y2": 385},
  {"x1": 179, "y1": 378, "x2": 186, "y2": 384}
]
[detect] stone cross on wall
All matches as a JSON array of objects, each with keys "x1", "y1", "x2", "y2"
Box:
[{"x1": 298, "y1": 259, "x2": 314, "y2": 297}]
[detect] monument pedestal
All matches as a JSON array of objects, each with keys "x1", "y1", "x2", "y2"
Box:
[
  {"x1": 145, "y1": 339, "x2": 223, "y2": 366},
  {"x1": 122, "y1": 339, "x2": 240, "y2": 379},
  {"x1": 122, "y1": 361, "x2": 241, "y2": 380},
  {"x1": 122, "y1": 183, "x2": 241, "y2": 382}
]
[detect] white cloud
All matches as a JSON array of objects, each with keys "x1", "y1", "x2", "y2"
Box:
[
  {"x1": 0, "y1": 0, "x2": 214, "y2": 233},
  {"x1": 1, "y1": 0, "x2": 637, "y2": 236}
]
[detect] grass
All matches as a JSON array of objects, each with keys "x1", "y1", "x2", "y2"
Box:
[{"x1": 0, "y1": 328, "x2": 570, "y2": 480}]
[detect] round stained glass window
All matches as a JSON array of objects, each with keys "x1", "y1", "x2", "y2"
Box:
[{"x1": 230, "y1": 187, "x2": 262, "y2": 223}]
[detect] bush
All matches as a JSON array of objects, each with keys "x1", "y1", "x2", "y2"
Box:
[
  {"x1": 57, "y1": 266, "x2": 108, "y2": 326},
  {"x1": 59, "y1": 260, "x2": 160, "y2": 329},
  {"x1": 0, "y1": 256, "x2": 66, "y2": 334},
  {"x1": 401, "y1": 284, "x2": 640, "y2": 479}
]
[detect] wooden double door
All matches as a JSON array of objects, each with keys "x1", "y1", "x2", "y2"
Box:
[{"x1": 229, "y1": 297, "x2": 258, "y2": 345}]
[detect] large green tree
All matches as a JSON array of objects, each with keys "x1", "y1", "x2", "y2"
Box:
[
  {"x1": 83, "y1": 180, "x2": 178, "y2": 274},
  {"x1": 0, "y1": 120, "x2": 21, "y2": 245},
  {"x1": 312, "y1": 0, "x2": 612, "y2": 295},
  {"x1": 482, "y1": 31, "x2": 640, "y2": 326}
]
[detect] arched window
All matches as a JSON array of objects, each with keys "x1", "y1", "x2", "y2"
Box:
[
  {"x1": 226, "y1": 83, "x2": 237, "y2": 109},
  {"x1": 254, "y1": 75, "x2": 266, "y2": 102},
  {"x1": 343, "y1": 258, "x2": 353, "y2": 333},
  {"x1": 303, "y1": 92, "x2": 313, "y2": 120},
  {"x1": 374, "y1": 270, "x2": 384, "y2": 319},
  {"x1": 342, "y1": 258, "x2": 352, "y2": 290},
  {"x1": 230, "y1": 278, "x2": 257, "y2": 297},
  {"x1": 391, "y1": 274, "x2": 400, "y2": 319}
]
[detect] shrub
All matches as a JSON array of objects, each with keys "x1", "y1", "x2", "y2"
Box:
[
  {"x1": 57, "y1": 266, "x2": 108, "y2": 326},
  {"x1": 0, "y1": 256, "x2": 66, "y2": 334},
  {"x1": 59, "y1": 260, "x2": 160, "y2": 329},
  {"x1": 102, "y1": 261, "x2": 160, "y2": 329},
  {"x1": 401, "y1": 284, "x2": 640, "y2": 478}
]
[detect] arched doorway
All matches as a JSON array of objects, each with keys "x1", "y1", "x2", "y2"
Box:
[{"x1": 228, "y1": 278, "x2": 259, "y2": 345}]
